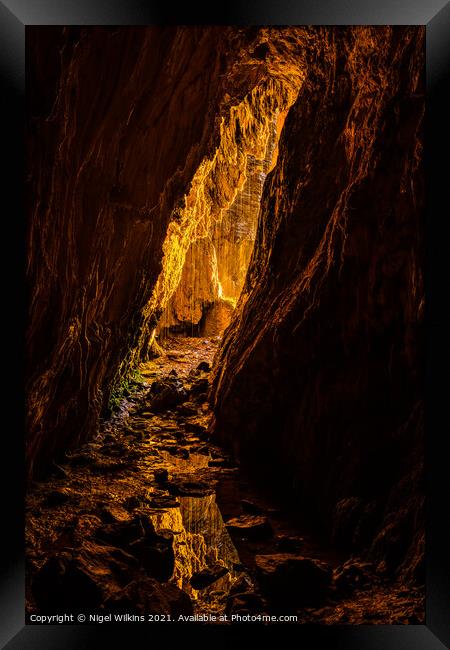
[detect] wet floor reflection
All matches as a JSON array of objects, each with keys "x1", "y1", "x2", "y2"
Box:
[{"x1": 149, "y1": 493, "x2": 249, "y2": 613}]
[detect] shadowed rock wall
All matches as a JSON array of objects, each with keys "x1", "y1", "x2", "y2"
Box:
[
  {"x1": 210, "y1": 26, "x2": 425, "y2": 581},
  {"x1": 26, "y1": 26, "x2": 255, "y2": 477},
  {"x1": 26, "y1": 26, "x2": 306, "y2": 477}
]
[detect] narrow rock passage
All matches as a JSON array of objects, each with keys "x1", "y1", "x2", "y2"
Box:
[{"x1": 26, "y1": 337, "x2": 424, "y2": 623}]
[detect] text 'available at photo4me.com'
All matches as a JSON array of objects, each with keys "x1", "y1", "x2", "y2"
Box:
[{"x1": 28, "y1": 612, "x2": 299, "y2": 624}]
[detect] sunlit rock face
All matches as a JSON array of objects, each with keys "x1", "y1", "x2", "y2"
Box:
[
  {"x1": 211, "y1": 26, "x2": 425, "y2": 581},
  {"x1": 159, "y1": 115, "x2": 279, "y2": 336},
  {"x1": 26, "y1": 26, "x2": 306, "y2": 478},
  {"x1": 158, "y1": 237, "x2": 221, "y2": 334}
]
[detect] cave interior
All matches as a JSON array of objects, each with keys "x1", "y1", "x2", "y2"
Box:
[{"x1": 26, "y1": 25, "x2": 425, "y2": 623}]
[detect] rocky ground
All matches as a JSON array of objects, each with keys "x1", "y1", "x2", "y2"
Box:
[{"x1": 26, "y1": 337, "x2": 424, "y2": 624}]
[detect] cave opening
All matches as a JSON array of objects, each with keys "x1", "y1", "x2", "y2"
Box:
[
  {"x1": 133, "y1": 76, "x2": 297, "y2": 392},
  {"x1": 156, "y1": 110, "x2": 279, "y2": 342},
  {"x1": 26, "y1": 26, "x2": 425, "y2": 624},
  {"x1": 141, "y1": 75, "x2": 296, "y2": 362}
]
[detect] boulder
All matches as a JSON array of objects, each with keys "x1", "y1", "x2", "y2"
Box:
[
  {"x1": 149, "y1": 378, "x2": 188, "y2": 412},
  {"x1": 122, "y1": 495, "x2": 145, "y2": 511},
  {"x1": 225, "y1": 592, "x2": 267, "y2": 616},
  {"x1": 100, "y1": 442, "x2": 127, "y2": 457},
  {"x1": 104, "y1": 576, "x2": 193, "y2": 616},
  {"x1": 241, "y1": 499, "x2": 263, "y2": 515},
  {"x1": 96, "y1": 515, "x2": 175, "y2": 581},
  {"x1": 176, "y1": 402, "x2": 199, "y2": 416},
  {"x1": 275, "y1": 535, "x2": 305, "y2": 553},
  {"x1": 167, "y1": 479, "x2": 215, "y2": 498},
  {"x1": 173, "y1": 448, "x2": 190, "y2": 459},
  {"x1": 146, "y1": 494, "x2": 180, "y2": 509},
  {"x1": 32, "y1": 540, "x2": 139, "y2": 611},
  {"x1": 333, "y1": 557, "x2": 375, "y2": 594},
  {"x1": 184, "y1": 421, "x2": 208, "y2": 436},
  {"x1": 154, "y1": 468, "x2": 169, "y2": 485},
  {"x1": 43, "y1": 489, "x2": 71, "y2": 507},
  {"x1": 99, "y1": 504, "x2": 132, "y2": 524},
  {"x1": 229, "y1": 575, "x2": 253, "y2": 595},
  {"x1": 190, "y1": 378, "x2": 209, "y2": 398},
  {"x1": 225, "y1": 515, "x2": 273, "y2": 540},
  {"x1": 65, "y1": 452, "x2": 93, "y2": 467},
  {"x1": 190, "y1": 563, "x2": 229, "y2": 589},
  {"x1": 255, "y1": 554, "x2": 332, "y2": 605}
]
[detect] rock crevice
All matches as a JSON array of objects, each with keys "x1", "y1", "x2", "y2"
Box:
[{"x1": 210, "y1": 26, "x2": 425, "y2": 580}]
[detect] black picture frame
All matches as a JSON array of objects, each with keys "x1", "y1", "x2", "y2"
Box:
[{"x1": 1, "y1": 1, "x2": 448, "y2": 647}]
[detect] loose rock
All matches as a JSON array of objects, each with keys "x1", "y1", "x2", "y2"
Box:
[
  {"x1": 226, "y1": 592, "x2": 267, "y2": 616},
  {"x1": 333, "y1": 558, "x2": 375, "y2": 594},
  {"x1": 96, "y1": 515, "x2": 175, "y2": 582},
  {"x1": 167, "y1": 479, "x2": 215, "y2": 498},
  {"x1": 176, "y1": 402, "x2": 199, "y2": 416},
  {"x1": 241, "y1": 499, "x2": 263, "y2": 515},
  {"x1": 225, "y1": 515, "x2": 273, "y2": 540},
  {"x1": 154, "y1": 468, "x2": 169, "y2": 485},
  {"x1": 190, "y1": 378, "x2": 209, "y2": 398},
  {"x1": 32, "y1": 540, "x2": 139, "y2": 611},
  {"x1": 190, "y1": 563, "x2": 229, "y2": 589},
  {"x1": 146, "y1": 495, "x2": 180, "y2": 509},
  {"x1": 275, "y1": 535, "x2": 305, "y2": 553},
  {"x1": 104, "y1": 576, "x2": 193, "y2": 616},
  {"x1": 43, "y1": 489, "x2": 71, "y2": 507},
  {"x1": 255, "y1": 554, "x2": 332, "y2": 606}
]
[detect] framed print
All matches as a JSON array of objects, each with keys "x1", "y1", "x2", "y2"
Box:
[{"x1": 1, "y1": 1, "x2": 449, "y2": 647}]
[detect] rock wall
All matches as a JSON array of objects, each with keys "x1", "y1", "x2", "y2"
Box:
[
  {"x1": 26, "y1": 26, "x2": 307, "y2": 478},
  {"x1": 159, "y1": 114, "x2": 280, "y2": 335},
  {"x1": 210, "y1": 26, "x2": 425, "y2": 581},
  {"x1": 26, "y1": 26, "x2": 241, "y2": 476}
]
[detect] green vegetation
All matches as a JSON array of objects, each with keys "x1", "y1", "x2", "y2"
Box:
[{"x1": 107, "y1": 367, "x2": 145, "y2": 414}]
